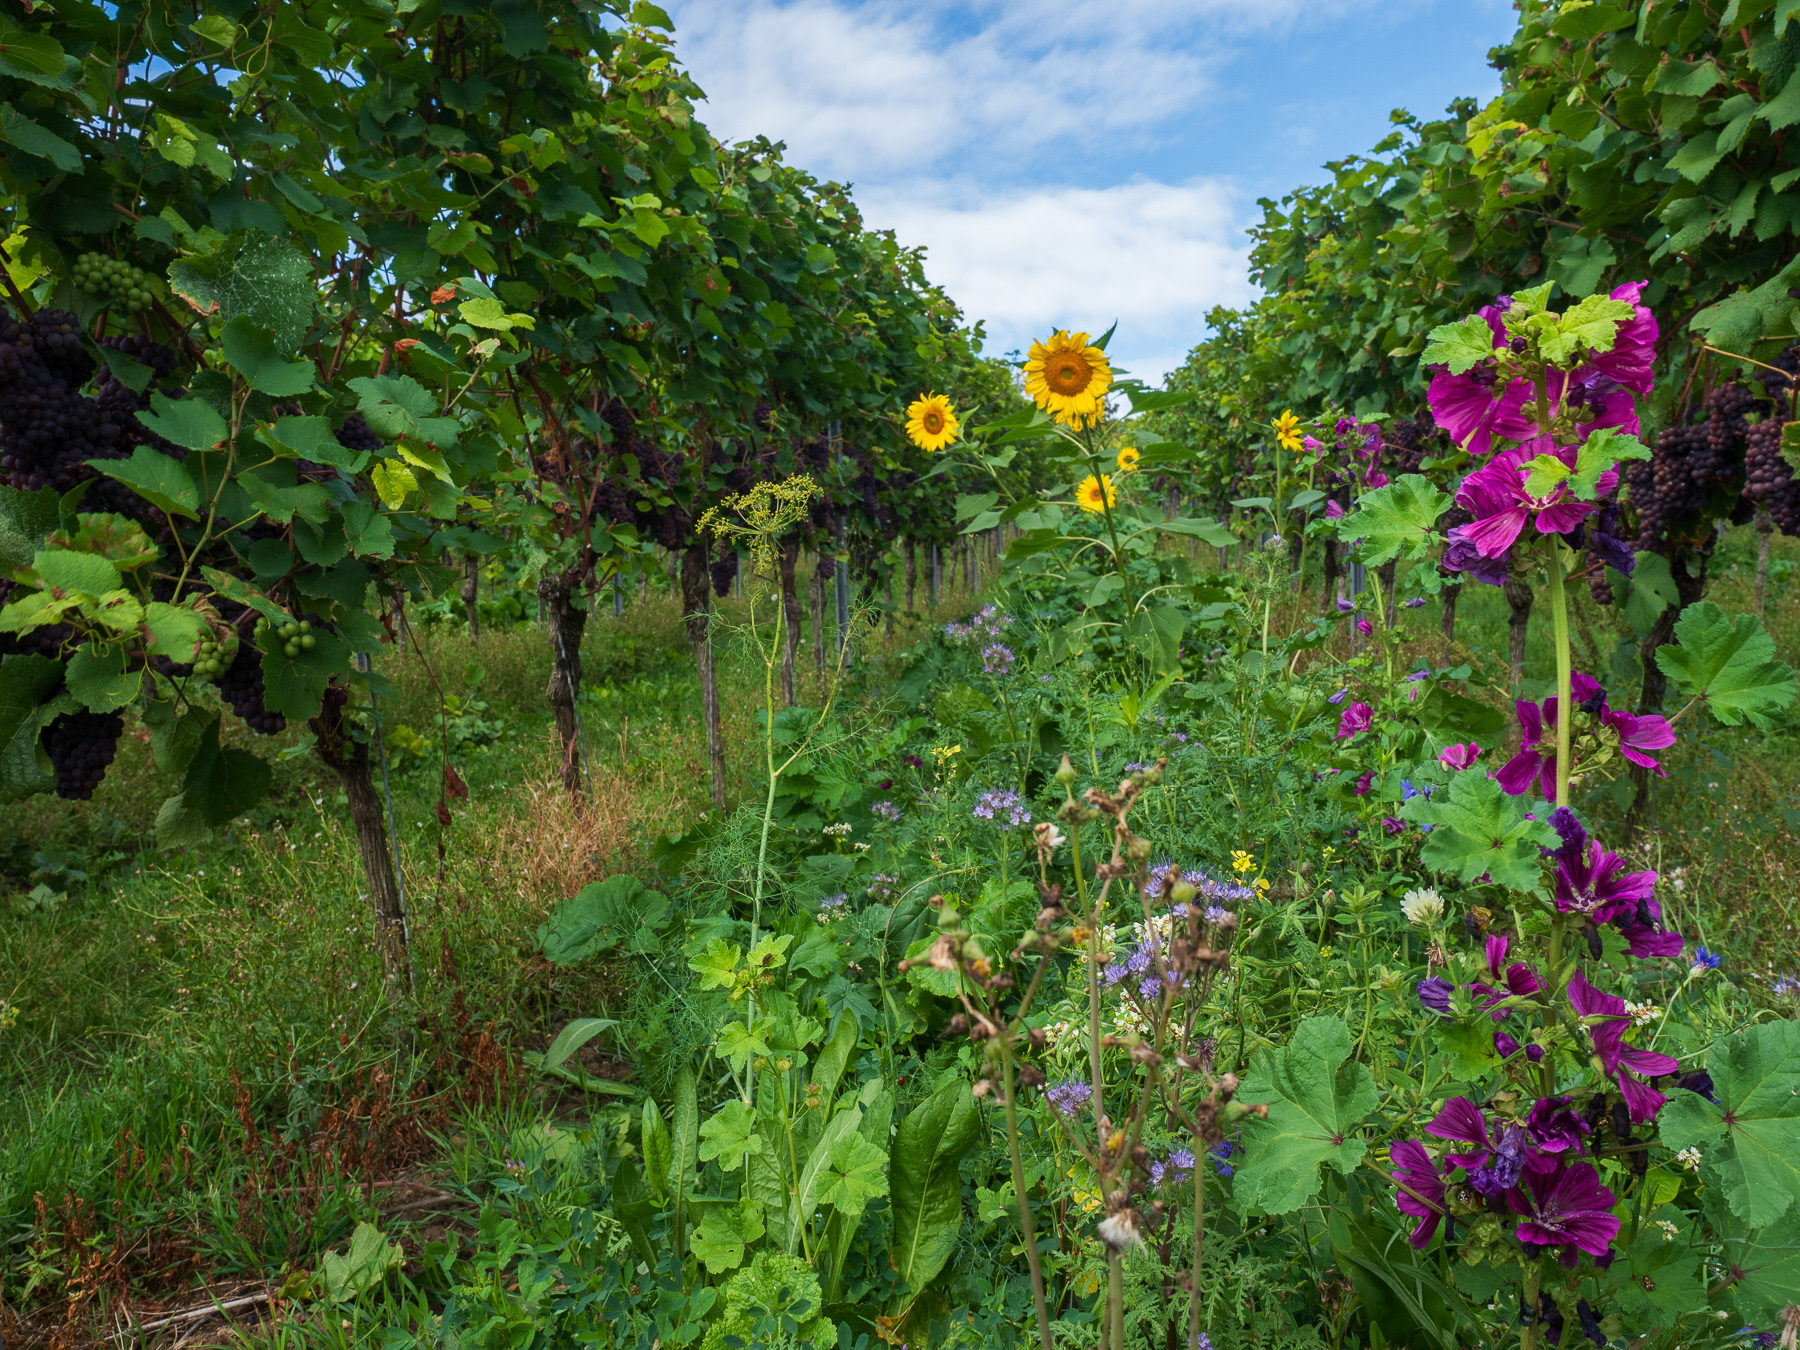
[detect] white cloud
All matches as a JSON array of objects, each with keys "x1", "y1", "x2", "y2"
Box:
[
  {"x1": 860, "y1": 178, "x2": 1256, "y2": 382},
  {"x1": 665, "y1": 0, "x2": 1416, "y2": 179}
]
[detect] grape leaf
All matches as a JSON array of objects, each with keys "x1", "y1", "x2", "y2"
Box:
[
  {"x1": 1400, "y1": 769, "x2": 1557, "y2": 893},
  {"x1": 347, "y1": 373, "x2": 461, "y2": 447},
  {"x1": 1336, "y1": 474, "x2": 1454, "y2": 565},
  {"x1": 32, "y1": 548, "x2": 121, "y2": 596},
  {"x1": 65, "y1": 640, "x2": 139, "y2": 712},
  {"x1": 259, "y1": 414, "x2": 372, "y2": 473},
  {"x1": 1233, "y1": 1016, "x2": 1377, "y2": 1214},
  {"x1": 0, "y1": 485, "x2": 61, "y2": 570},
  {"x1": 181, "y1": 714, "x2": 272, "y2": 826},
  {"x1": 137, "y1": 392, "x2": 229, "y2": 455},
  {"x1": 221, "y1": 314, "x2": 316, "y2": 396},
  {"x1": 88, "y1": 445, "x2": 201, "y2": 520},
  {"x1": 1421, "y1": 315, "x2": 1498, "y2": 374},
  {"x1": 0, "y1": 654, "x2": 64, "y2": 799},
  {"x1": 1657, "y1": 1020, "x2": 1800, "y2": 1227},
  {"x1": 1655, "y1": 601, "x2": 1798, "y2": 727},
  {"x1": 260, "y1": 623, "x2": 346, "y2": 719},
  {"x1": 168, "y1": 231, "x2": 315, "y2": 350}
]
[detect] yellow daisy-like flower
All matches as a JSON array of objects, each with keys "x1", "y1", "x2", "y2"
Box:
[
  {"x1": 1273, "y1": 409, "x2": 1304, "y2": 453},
  {"x1": 1075, "y1": 473, "x2": 1116, "y2": 514},
  {"x1": 905, "y1": 391, "x2": 959, "y2": 452},
  {"x1": 1230, "y1": 849, "x2": 1255, "y2": 874},
  {"x1": 1024, "y1": 330, "x2": 1112, "y2": 425},
  {"x1": 1116, "y1": 445, "x2": 1140, "y2": 474}
]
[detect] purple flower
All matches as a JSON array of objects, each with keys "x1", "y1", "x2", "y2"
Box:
[
  {"x1": 1506, "y1": 1161, "x2": 1620, "y2": 1258},
  {"x1": 973, "y1": 788, "x2": 1031, "y2": 828},
  {"x1": 1494, "y1": 1029, "x2": 1545, "y2": 1063},
  {"x1": 1427, "y1": 332, "x2": 1537, "y2": 457},
  {"x1": 872, "y1": 800, "x2": 901, "y2": 822},
  {"x1": 1454, "y1": 439, "x2": 1615, "y2": 561},
  {"x1": 1568, "y1": 970, "x2": 1681, "y2": 1124},
  {"x1": 1325, "y1": 499, "x2": 1345, "y2": 520},
  {"x1": 1495, "y1": 671, "x2": 1603, "y2": 799},
  {"x1": 1417, "y1": 977, "x2": 1455, "y2": 1016},
  {"x1": 1584, "y1": 280, "x2": 1660, "y2": 395},
  {"x1": 1402, "y1": 596, "x2": 1426, "y2": 608},
  {"x1": 1390, "y1": 1139, "x2": 1445, "y2": 1248},
  {"x1": 1473, "y1": 935, "x2": 1543, "y2": 1020},
  {"x1": 1328, "y1": 686, "x2": 1349, "y2": 704},
  {"x1": 1352, "y1": 770, "x2": 1374, "y2": 796},
  {"x1": 1382, "y1": 815, "x2": 1406, "y2": 835},
  {"x1": 1553, "y1": 835, "x2": 1656, "y2": 925},
  {"x1": 1336, "y1": 599, "x2": 1355, "y2": 614},
  {"x1": 1437, "y1": 742, "x2": 1482, "y2": 771},
  {"x1": 1439, "y1": 532, "x2": 1512, "y2": 586},
  {"x1": 1355, "y1": 617, "x2": 1374, "y2": 637},
  {"x1": 1209, "y1": 1139, "x2": 1237, "y2": 1177},
  {"x1": 1336, "y1": 702, "x2": 1373, "y2": 740},
  {"x1": 1045, "y1": 1079, "x2": 1092, "y2": 1119},
  {"x1": 1601, "y1": 706, "x2": 1675, "y2": 776},
  {"x1": 1525, "y1": 1096, "x2": 1587, "y2": 1160},
  {"x1": 982, "y1": 643, "x2": 1016, "y2": 676}
]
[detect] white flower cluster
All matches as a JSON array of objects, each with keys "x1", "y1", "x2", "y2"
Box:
[
  {"x1": 822, "y1": 823, "x2": 853, "y2": 837},
  {"x1": 1399, "y1": 887, "x2": 1445, "y2": 926},
  {"x1": 1675, "y1": 1146, "x2": 1702, "y2": 1172},
  {"x1": 1624, "y1": 1000, "x2": 1660, "y2": 1027}
]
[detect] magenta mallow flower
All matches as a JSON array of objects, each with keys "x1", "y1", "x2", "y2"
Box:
[
  {"x1": 1584, "y1": 280, "x2": 1659, "y2": 396},
  {"x1": 1473, "y1": 935, "x2": 1543, "y2": 1021},
  {"x1": 1450, "y1": 439, "x2": 1616, "y2": 561},
  {"x1": 1568, "y1": 969, "x2": 1681, "y2": 1123},
  {"x1": 1352, "y1": 770, "x2": 1374, "y2": 796},
  {"x1": 1325, "y1": 499, "x2": 1345, "y2": 520},
  {"x1": 1495, "y1": 671, "x2": 1599, "y2": 799},
  {"x1": 1336, "y1": 702, "x2": 1372, "y2": 740},
  {"x1": 1427, "y1": 309, "x2": 1538, "y2": 456},
  {"x1": 1507, "y1": 1161, "x2": 1621, "y2": 1257},
  {"x1": 1389, "y1": 1140, "x2": 1445, "y2": 1248},
  {"x1": 1438, "y1": 742, "x2": 1482, "y2": 771},
  {"x1": 1355, "y1": 617, "x2": 1374, "y2": 637},
  {"x1": 1602, "y1": 705, "x2": 1675, "y2": 776},
  {"x1": 1553, "y1": 833, "x2": 1657, "y2": 925}
]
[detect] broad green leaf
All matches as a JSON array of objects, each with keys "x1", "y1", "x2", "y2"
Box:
[
  {"x1": 1658, "y1": 1020, "x2": 1800, "y2": 1226},
  {"x1": 641, "y1": 1097, "x2": 671, "y2": 1203},
  {"x1": 690, "y1": 1197, "x2": 764, "y2": 1275},
  {"x1": 697, "y1": 1099, "x2": 762, "y2": 1171},
  {"x1": 814, "y1": 1133, "x2": 889, "y2": 1220},
  {"x1": 535, "y1": 874, "x2": 671, "y2": 963},
  {"x1": 0, "y1": 105, "x2": 79, "y2": 172},
  {"x1": 811, "y1": 1014, "x2": 859, "y2": 1104},
  {"x1": 1541, "y1": 294, "x2": 1636, "y2": 364},
  {"x1": 0, "y1": 27, "x2": 68, "y2": 76},
  {"x1": 0, "y1": 654, "x2": 63, "y2": 800},
  {"x1": 716, "y1": 1019, "x2": 771, "y2": 1073},
  {"x1": 610, "y1": 1156, "x2": 657, "y2": 1268},
  {"x1": 221, "y1": 315, "x2": 316, "y2": 396},
  {"x1": 65, "y1": 640, "x2": 138, "y2": 712},
  {"x1": 1520, "y1": 453, "x2": 1570, "y2": 499},
  {"x1": 796, "y1": 1107, "x2": 865, "y2": 1222},
  {"x1": 0, "y1": 485, "x2": 60, "y2": 570},
  {"x1": 1401, "y1": 770, "x2": 1557, "y2": 892},
  {"x1": 1704, "y1": 1187, "x2": 1800, "y2": 1322},
  {"x1": 669, "y1": 1065, "x2": 699, "y2": 1202},
  {"x1": 340, "y1": 501, "x2": 396, "y2": 559},
  {"x1": 168, "y1": 232, "x2": 314, "y2": 351},
  {"x1": 1570, "y1": 426, "x2": 1652, "y2": 501},
  {"x1": 348, "y1": 374, "x2": 461, "y2": 447},
  {"x1": 1234, "y1": 1016, "x2": 1377, "y2": 1214},
  {"x1": 1421, "y1": 315, "x2": 1497, "y2": 374},
  {"x1": 539, "y1": 1018, "x2": 619, "y2": 1075},
  {"x1": 137, "y1": 392, "x2": 229, "y2": 455},
  {"x1": 33, "y1": 549, "x2": 121, "y2": 596},
  {"x1": 259, "y1": 414, "x2": 371, "y2": 473},
  {"x1": 371, "y1": 459, "x2": 418, "y2": 510},
  {"x1": 181, "y1": 715, "x2": 272, "y2": 827},
  {"x1": 88, "y1": 445, "x2": 200, "y2": 520},
  {"x1": 1655, "y1": 601, "x2": 1798, "y2": 727},
  {"x1": 1336, "y1": 474, "x2": 1453, "y2": 564},
  {"x1": 154, "y1": 790, "x2": 213, "y2": 848},
  {"x1": 1621, "y1": 549, "x2": 1677, "y2": 632},
  {"x1": 1608, "y1": 1217, "x2": 1704, "y2": 1321},
  {"x1": 144, "y1": 704, "x2": 208, "y2": 778},
  {"x1": 1157, "y1": 516, "x2": 1236, "y2": 548},
  {"x1": 318, "y1": 1222, "x2": 403, "y2": 1303},
  {"x1": 260, "y1": 623, "x2": 347, "y2": 719},
  {"x1": 689, "y1": 938, "x2": 740, "y2": 991},
  {"x1": 888, "y1": 1077, "x2": 981, "y2": 1292}
]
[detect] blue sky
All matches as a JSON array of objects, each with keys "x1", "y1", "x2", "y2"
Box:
[{"x1": 664, "y1": 0, "x2": 1519, "y2": 384}]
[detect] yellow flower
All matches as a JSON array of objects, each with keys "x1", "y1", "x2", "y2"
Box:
[
  {"x1": 1075, "y1": 473, "x2": 1116, "y2": 514},
  {"x1": 1024, "y1": 330, "x2": 1112, "y2": 425},
  {"x1": 1231, "y1": 849, "x2": 1254, "y2": 874},
  {"x1": 1273, "y1": 409, "x2": 1304, "y2": 453},
  {"x1": 1115, "y1": 445, "x2": 1140, "y2": 474},
  {"x1": 905, "y1": 391, "x2": 959, "y2": 452}
]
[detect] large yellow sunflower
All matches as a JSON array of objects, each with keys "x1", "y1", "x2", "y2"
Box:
[
  {"x1": 1075, "y1": 473, "x2": 1116, "y2": 514},
  {"x1": 1116, "y1": 445, "x2": 1141, "y2": 474},
  {"x1": 1273, "y1": 409, "x2": 1304, "y2": 453},
  {"x1": 1024, "y1": 330, "x2": 1112, "y2": 425},
  {"x1": 905, "y1": 392, "x2": 959, "y2": 452}
]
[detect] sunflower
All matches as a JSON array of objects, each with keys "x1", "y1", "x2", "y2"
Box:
[
  {"x1": 1024, "y1": 330, "x2": 1112, "y2": 425},
  {"x1": 1273, "y1": 409, "x2": 1304, "y2": 453},
  {"x1": 1075, "y1": 473, "x2": 1116, "y2": 514},
  {"x1": 905, "y1": 392, "x2": 959, "y2": 452},
  {"x1": 1116, "y1": 445, "x2": 1141, "y2": 474}
]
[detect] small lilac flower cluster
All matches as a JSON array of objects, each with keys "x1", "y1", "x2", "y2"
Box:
[
  {"x1": 818, "y1": 893, "x2": 850, "y2": 921},
  {"x1": 871, "y1": 800, "x2": 901, "y2": 822},
  {"x1": 1143, "y1": 862, "x2": 1255, "y2": 910},
  {"x1": 973, "y1": 788, "x2": 1031, "y2": 828},
  {"x1": 944, "y1": 604, "x2": 1013, "y2": 645},
  {"x1": 866, "y1": 872, "x2": 899, "y2": 900},
  {"x1": 1044, "y1": 1079, "x2": 1092, "y2": 1119},
  {"x1": 1148, "y1": 1148, "x2": 1195, "y2": 1186},
  {"x1": 982, "y1": 643, "x2": 1016, "y2": 676}
]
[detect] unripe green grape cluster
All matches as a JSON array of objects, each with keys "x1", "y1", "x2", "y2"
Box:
[
  {"x1": 71, "y1": 253, "x2": 161, "y2": 313},
  {"x1": 192, "y1": 638, "x2": 228, "y2": 679},
  {"x1": 257, "y1": 615, "x2": 316, "y2": 659}
]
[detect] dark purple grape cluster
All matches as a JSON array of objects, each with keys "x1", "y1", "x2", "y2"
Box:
[
  {"x1": 709, "y1": 551, "x2": 738, "y2": 597},
  {"x1": 0, "y1": 620, "x2": 72, "y2": 660},
  {"x1": 44, "y1": 708, "x2": 124, "y2": 800},
  {"x1": 0, "y1": 310, "x2": 107, "y2": 494},
  {"x1": 1744, "y1": 417, "x2": 1800, "y2": 534},
  {"x1": 1383, "y1": 417, "x2": 1447, "y2": 476},
  {"x1": 335, "y1": 412, "x2": 381, "y2": 453},
  {"x1": 218, "y1": 641, "x2": 286, "y2": 735},
  {"x1": 1627, "y1": 383, "x2": 1761, "y2": 550}
]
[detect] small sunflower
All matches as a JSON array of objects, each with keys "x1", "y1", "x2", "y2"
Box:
[
  {"x1": 1024, "y1": 330, "x2": 1112, "y2": 425},
  {"x1": 905, "y1": 392, "x2": 959, "y2": 452},
  {"x1": 1075, "y1": 473, "x2": 1116, "y2": 514},
  {"x1": 1116, "y1": 445, "x2": 1141, "y2": 474},
  {"x1": 1273, "y1": 409, "x2": 1304, "y2": 453}
]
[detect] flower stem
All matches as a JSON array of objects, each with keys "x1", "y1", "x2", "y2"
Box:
[
  {"x1": 1000, "y1": 1037, "x2": 1055, "y2": 1350},
  {"x1": 1521, "y1": 1257, "x2": 1542, "y2": 1350},
  {"x1": 1188, "y1": 1156, "x2": 1206, "y2": 1350},
  {"x1": 1547, "y1": 550, "x2": 1572, "y2": 810}
]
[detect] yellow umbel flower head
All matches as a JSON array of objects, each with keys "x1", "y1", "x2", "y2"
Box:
[
  {"x1": 695, "y1": 473, "x2": 822, "y2": 574},
  {"x1": 1116, "y1": 445, "x2": 1141, "y2": 474},
  {"x1": 1273, "y1": 409, "x2": 1304, "y2": 453},
  {"x1": 1075, "y1": 473, "x2": 1116, "y2": 514},
  {"x1": 1024, "y1": 330, "x2": 1112, "y2": 426},
  {"x1": 905, "y1": 392, "x2": 959, "y2": 452}
]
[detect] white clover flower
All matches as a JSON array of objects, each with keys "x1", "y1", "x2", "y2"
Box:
[
  {"x1": 1624, "y1": 1000, "x2": 1660, "y2": 1027},
  {"x1": 1400, "y1": 887, "x2": 1445, "y2": 926}
]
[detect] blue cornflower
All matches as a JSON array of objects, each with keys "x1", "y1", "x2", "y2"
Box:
[{"x1": 1691, "y1": 948, "x2": 1722, "y2": 976}]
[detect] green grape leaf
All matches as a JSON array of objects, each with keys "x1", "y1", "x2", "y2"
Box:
[
  {"x1": 697, "y1": 1099, "x2": 763, "y2": 1171},
  {"x1": 814, "y1": 1132, "x2": 889, "y2": 1220},
  {"x1": 88, "y1": 445, "x2": 201, "y2": 520},
  {"x1": 1569, "y1": 426, "x2": 1653, "y2": 501},
  {"x1": 1336, "y1": 475, "x2": 1454, "y2": 564},
  {"x1": 1421, "y1": 315, "x2": 1498, "y2": 375},
  {"x1": 259, "y1": 623, "x2": 346, "y2": 720},
  {"x1": 259, "y1": 414, "x2": 371, "y2": 473},
  {"x1": 347, "y1": 374, "x2": 461, "y2": 448},
  {"x1": 0, "y1": 106, "x2": 79, "y2": 172},
  {"x1": 168, "y1": 231, "x2": 315, "y2": 350},
  {"x1": 137, "y1": 392, "x2": 229, "y2": 455},
  {"x1": 65, "y1": 640, "x2": 139, "y2": 712},
  {"x1": 1655, "y1": 601, "x2": 1799, "y2": 727},
  {"x1": 0, "y1": 654, "x2": 64, "y2": 799},
  {"x1": 32, "y1": 548, "x2": 121, "y2": 596},
  {"x1": 317, "y1": 1222, "x2": 404, "y2": 1304},
  {"x1": 221, "y1": 315, "x2": 317, "y2": 396},
  {"x1": 1657, "y1": 1020, "x2": 1800, "y2": 1226},
  {"x1": 1401, "y1": 770, "x2": 1557, "y2": 892},
  {"x1": 180, "y1": 715, "x2": 272, "y2": 826},
  {"x1": 0, "y1": 485, "x2": 61, "y2": 570},
  {"x1": 1234, "y1": 1016, "x2": 1377, "y2": 1214}
]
